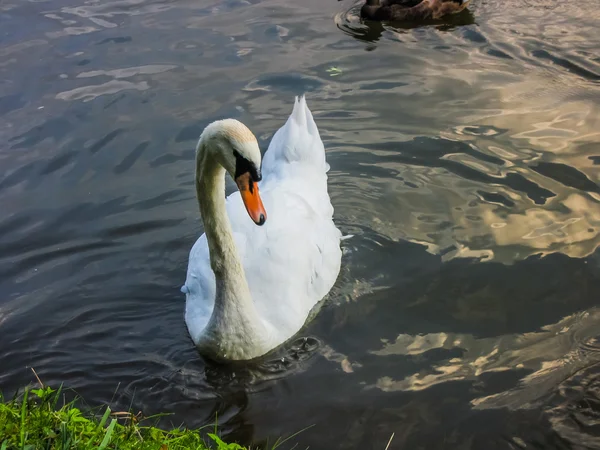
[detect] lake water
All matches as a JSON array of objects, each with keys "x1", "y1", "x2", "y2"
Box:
[{"x1": 2, "y1": 0, "x2": 600, "y2": 448}]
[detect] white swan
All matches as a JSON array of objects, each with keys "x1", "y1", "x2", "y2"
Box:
[{"x1": 182, "y1": 96, "x2": 342, "y2": 361}]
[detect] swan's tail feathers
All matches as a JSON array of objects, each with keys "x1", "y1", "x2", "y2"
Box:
[
  {"x1": 289, "y1": 95, "x2": 319, "y2": 139},
  {"x1": 291, "y1": 95, "x2": 308, "y2": 129},
  {"x1": 263, "y1": 96, "x2": 328, "y2": 174}
]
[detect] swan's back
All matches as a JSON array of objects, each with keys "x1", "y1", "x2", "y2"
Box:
[{"x1": 184, "y1": 96, "x2": 342, "y2": 350}]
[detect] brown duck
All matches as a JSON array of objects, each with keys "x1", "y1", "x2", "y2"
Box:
[{"x1": 361, "y1": 0, "x2": 470, "y2": 21}]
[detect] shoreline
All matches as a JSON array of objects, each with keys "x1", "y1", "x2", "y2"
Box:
[{"x1": 0, "y1": 384, "x2": 251, "y2": 450}]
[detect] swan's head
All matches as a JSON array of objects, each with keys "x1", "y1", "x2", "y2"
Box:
[{"x1": 198, "y1": 119, "x2": 266, "y2": 226}]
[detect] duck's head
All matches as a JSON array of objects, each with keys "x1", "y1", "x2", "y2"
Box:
[{"x1": 198, "y1": 119, "x2": 266, "y2": 225}]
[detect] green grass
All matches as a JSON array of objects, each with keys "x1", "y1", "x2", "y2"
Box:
[{"x1": 0, "y1": 384, "x2": 249, "y2": 450}]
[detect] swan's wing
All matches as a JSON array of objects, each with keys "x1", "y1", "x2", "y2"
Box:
[
  {"x1": 183, "y1": 233, "x2": 214, "y2": 343},
  {"x1": 226, "y1": 182, "x2": 342, "y2": 341}
]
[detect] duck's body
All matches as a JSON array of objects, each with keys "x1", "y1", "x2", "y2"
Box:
[
  {"x1": 182, "y1": 97, "x2": 342, "y2": 362},
  {"x1": 361, "y1": 0, "x2": 470, "y2": 21}
]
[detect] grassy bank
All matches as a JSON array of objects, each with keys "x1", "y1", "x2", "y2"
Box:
[{"x1": 0, "y1": 384, "x2": 248, "y2": 450}]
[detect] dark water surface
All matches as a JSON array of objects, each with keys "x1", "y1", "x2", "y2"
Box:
[{"x1": 2, "y1": 0, "x2": 600, "y2": 448}]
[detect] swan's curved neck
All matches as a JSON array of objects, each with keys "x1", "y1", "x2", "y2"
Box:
[
  {"x1": 196, "y1": 150, "x2": 240, "y2": 277},
  {"x1": 195, "y1": 139, "x2": 266, "y2": 358}
]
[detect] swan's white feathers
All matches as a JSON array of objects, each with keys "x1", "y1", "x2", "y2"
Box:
[
  {"x1": 262, "y1": 96, "x2": 328, "y2": 180},
  {"x1": 184, "y1": 96, "x2": 342, "y2": 356}
]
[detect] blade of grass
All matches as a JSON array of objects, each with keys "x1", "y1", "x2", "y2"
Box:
[
  {"x1": 30, "y1": 368, "x2": 43, "y2": 388},
  {"x1": 99, "y1": 407, "x2": 112, "y2": 428},
  {"x1": 87, "y1": 406, "x2": 112, "y2": 450},
  {"x1": 51, "y1": 384, "x2": 63, "y2": 410},
  {"x1": 108, "y1": 382, "x2": 121, "y2": 407},
  {"x1": 384, "y1": 433, "x2": 395, "y2": 450},
  {"x1": 98, "y1": 418, "x2": 117, "y2": 450},
  {"x1": 272, "y1": 424, "x2": 315, "y2": 450},
  {"x1": 20, "y1": 388, "x2": 28, "y2": 450}
]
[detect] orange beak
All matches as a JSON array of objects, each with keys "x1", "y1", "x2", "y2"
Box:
[{"x1": 235, "y1": 172, "x2": 267, "y2": 226}]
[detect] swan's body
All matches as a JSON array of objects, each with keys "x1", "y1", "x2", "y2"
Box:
[
  {"x1": 182, "y1": 97, "x2": 342, "y2": 362},
  {"x1": 361, "y1": 0, "x2": 470, "y2": 21}
]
